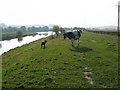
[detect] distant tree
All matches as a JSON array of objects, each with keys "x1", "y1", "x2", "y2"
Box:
[
  {"x1": 28, "y1": 27, "x2": 32, "y2": 32},
  {"x1": 53, "y1": 25, "x2": 60, "y2": 37},
  {"x1": 59, "y1": 27, "x2": 65, "y2": 34},
  {"x1": 20, "y1": 26, "x2": 26, "y2": 32},
  {"x1": 7, "y1": 26, "x2": 13, "y2": 31},
  {"x1": 31, "y1": 26, "x2": 36, "y2": 32},
  {"x1": 16, "y1": 30, "x2": 23, "y2": 38},
  {"x1": 5, "y1": 26, "x2": 18, "y2": 32},
  {"x1": 12, "y1": 27, "x2": 18, "y2": 32},
  {"x1": 42, "y1": 26, "x2": 49, "y2": 31}
]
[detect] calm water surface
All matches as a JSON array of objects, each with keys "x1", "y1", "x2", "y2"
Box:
[{"x1": 0, "y1": 31, "x2": 55, "y2": 55}]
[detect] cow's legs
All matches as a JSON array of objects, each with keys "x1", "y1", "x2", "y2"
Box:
[
  {"x1": 72, "y1": 41, "x2": 74, "y2": 47},
  {"x1": 44, "y1": 44, "x2": 45, "y2": 48},
  {"x1": 41, "y1": 44, "x2": 42, "y2": 48},
  {"x1": 71, "y1": 39, "x2": 74, "y2": 47}
]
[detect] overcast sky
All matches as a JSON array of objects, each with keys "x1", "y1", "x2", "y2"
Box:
[{"x1": 0, "y1": 0, "x2": 119, "y2": 27}]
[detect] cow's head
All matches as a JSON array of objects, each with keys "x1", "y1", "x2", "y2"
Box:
[
  {"x1": 79, "y1": 30, "x2": 82, "y2": 33},
  {"x1": 44, "y1": 40, "x2": 47, "y2": 43}
]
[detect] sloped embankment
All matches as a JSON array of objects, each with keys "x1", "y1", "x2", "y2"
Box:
[{"x1": 2, "y1": 31, "x2": 118, "y2": 88}]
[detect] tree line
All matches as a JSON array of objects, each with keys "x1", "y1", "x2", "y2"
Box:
[
  {"x1": 85, "y1": 29, "x2": 118, "y2": 36},
  {"x1": 53, "y1": 25, "x2": 66, "y2": 35},
  {"x1": 1, "y1": 26, "x2": 50, "y2": 32},
  {"x1": 0, "y1": 23, "x2": 73, "y2": 40}
]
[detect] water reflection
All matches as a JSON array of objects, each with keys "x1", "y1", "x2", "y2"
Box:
[
  {"x1": 0, "y1": 31, "x2": 55, "y2": 55},
  {"x1": 0, "y1": 43, "x2": 1, "y2": 48},
  {"x1": 32, "y1": 34, "x2": 36, "y2": 37},
  {"x1": 17, "y1": 37, "x2": 23, "y2": 42}
]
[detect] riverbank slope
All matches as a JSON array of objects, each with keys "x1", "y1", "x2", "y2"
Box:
[{"x1": 2, "y1": 31, "x2": 118, "y2": 88}]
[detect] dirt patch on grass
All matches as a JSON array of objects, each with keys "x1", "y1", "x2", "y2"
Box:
[
  {"x1": 83, "y1": 66, "x2": 94, "y2": 85},
  {"x1": 80, "y1": 40, "x2": 96, "y2": 42}
]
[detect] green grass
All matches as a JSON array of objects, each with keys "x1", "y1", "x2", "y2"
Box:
[{"x1": 1, "y1": 31, "x2": 118, "y2": 88}]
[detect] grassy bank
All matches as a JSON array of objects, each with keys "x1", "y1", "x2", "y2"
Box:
[
  {"x1": 1, "y1": 31, "x2": 37, "y2": 41},
  {"x1": 2, "y1": 31, "x2": 118, "y2": 88}
]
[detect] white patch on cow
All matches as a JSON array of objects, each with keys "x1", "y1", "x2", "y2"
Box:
[
  {"x1": 73, "y1": 31, "x2": 79, "y2": 39},
  {"x1": 77, "y1": 39, "x2": 80, "y2": 43},
  {"x1": 71, "y1": 39, "x2": 74, "y2": 42}
]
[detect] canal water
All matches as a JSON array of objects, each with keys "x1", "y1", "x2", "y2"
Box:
[{"x1": 0, "y1": 31, "x2": 55, "y2": 55}]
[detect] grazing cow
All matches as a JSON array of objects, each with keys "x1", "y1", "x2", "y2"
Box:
[
  {"x1": 63, "y1": 30, "x2": 82, "y2": 47},
  {"x1": 41, "y1": 40, "x2": 47, "y2": 48}
]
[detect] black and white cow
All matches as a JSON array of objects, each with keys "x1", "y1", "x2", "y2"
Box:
[{"x1": 63, "y1": 30, "x2": 82, "y2": 47}]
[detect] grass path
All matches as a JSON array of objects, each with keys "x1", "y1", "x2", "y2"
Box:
[{"x1": 2, "y1": 31, "x2": 118, "y2": 88}]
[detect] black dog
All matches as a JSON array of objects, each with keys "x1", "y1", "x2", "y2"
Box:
[{"x1": 41, "y1": 40, "x2": 47, "y2": 48}]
